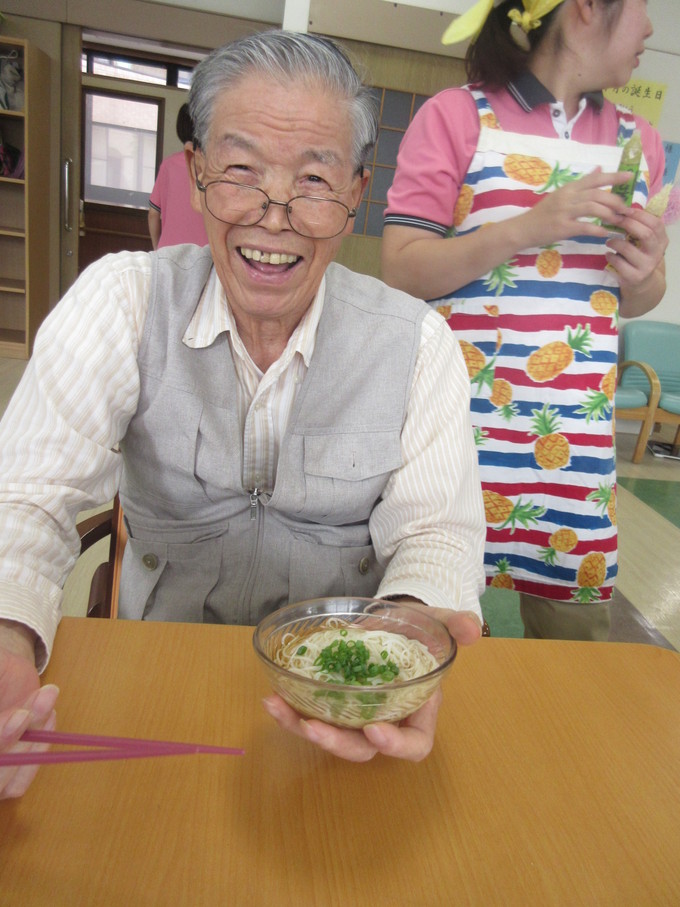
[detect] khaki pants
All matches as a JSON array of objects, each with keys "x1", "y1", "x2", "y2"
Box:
[{"x1": 519, "y1": 593, "x2": 611, "y2": 641}]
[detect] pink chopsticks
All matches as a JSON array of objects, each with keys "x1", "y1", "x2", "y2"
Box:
[{"x1": 0, "y1": 729, "x2": 244, "y2": 767}]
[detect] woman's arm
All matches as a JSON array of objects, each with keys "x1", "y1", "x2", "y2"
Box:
[{"x1": 382, "y1": 168, "x2": 634, "y2": 300}]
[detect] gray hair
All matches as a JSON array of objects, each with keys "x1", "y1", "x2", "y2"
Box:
[{"x1": 188, "y1": 30, "x2": 378, "y2": 171}]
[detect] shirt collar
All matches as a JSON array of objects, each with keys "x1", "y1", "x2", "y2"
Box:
[
  {"x1": 507, "y1": 71, "x2": 604, "y2": 113},
  {"x1": 182, "y1": 266, "x2": 325, "y2": 369}
]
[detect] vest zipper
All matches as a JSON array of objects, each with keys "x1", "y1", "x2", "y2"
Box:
[{"x1": 249, "y1": 487, "x2": 260, "y2": 521}]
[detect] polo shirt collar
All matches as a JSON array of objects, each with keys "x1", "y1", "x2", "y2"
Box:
[{"x1": 507, "y1": 71, "x2": 604, "y2": 113}]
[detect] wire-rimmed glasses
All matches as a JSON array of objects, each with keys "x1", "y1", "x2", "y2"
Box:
[{"x1": 195, "y1": 178, "x2": 357, "y2": 239}]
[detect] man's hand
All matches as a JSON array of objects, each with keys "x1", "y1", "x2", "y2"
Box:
[
  {"x1": 262, "y1": 607, "x2": 481, "y2": 763},
  {"x1": 0, "y1": 621, "x2": 59, "y2": 799}
]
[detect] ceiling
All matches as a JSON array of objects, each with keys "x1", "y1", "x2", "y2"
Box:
[
  {"x1": 140, "y1": 0, "x2": 472, "y2": 58},
  {"x1": 130, "y1": 0, "x2": 680, "y2": 59}
]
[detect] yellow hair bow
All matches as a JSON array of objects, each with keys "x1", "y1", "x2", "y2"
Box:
[
  {"x1": 508, "y1": 0, "x2": 565, "y2": 34},
  {"x1": 442, "y1": 0, "x2": 565, "y2": 47}
]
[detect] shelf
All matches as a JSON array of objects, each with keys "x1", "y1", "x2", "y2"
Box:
[
  {"x1": 0, "y1": 278, "x2": 26, "y2": 294},
  {"x1": 0, "y1": 37, "x2": 50, "y2": 359},
  {"x1": 0, "y1": 329, "x2": 27, "y2": 359}
]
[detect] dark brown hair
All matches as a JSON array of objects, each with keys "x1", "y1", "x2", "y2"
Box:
[
  {"x1": 465, "y1": 0, "x2": 624, "y2": 89},
  {"x1": 175, "y1": 103, "x2": 195, "y2": 144}
]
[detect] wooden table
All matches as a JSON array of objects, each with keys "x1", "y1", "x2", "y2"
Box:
[{"x1": 1, "y1": 618, "x2": 679, "y2": 906}]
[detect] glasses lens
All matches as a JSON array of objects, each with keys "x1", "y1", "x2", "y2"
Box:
[
  {"x1": 287, "y1": 197, "x2": 350, "y2": 238},
  {"x1": 204, "y1": 183, "x2": 268, "y2": 226}
]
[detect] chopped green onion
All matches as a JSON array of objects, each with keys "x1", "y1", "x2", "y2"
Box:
[
  {"x1": 313, "y1": 635, "x2": 400, "y2": 685},
  {"x1": 296, "y1": 645, "x2": 307, "y2": 655}
]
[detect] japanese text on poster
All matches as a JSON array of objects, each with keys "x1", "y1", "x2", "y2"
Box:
[{"x1": 603, "y1": 79, "x2": 666, "y2": 127}]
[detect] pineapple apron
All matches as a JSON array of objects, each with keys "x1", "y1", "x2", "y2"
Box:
[{"x1": 435, "y1": 88, "x2": 650, "y2": 603}]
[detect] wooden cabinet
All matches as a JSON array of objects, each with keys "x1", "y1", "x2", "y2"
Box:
[{"x1": 0, "y1": 37, "x2": 50, "y2": 359}]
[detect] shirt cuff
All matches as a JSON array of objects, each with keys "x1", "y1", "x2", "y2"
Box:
[{"x1": 0, "y1": 581, "x2": 60, "y2": 672}]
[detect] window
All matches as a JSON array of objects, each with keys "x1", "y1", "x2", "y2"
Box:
[
  {"x1": 81, "y1": 44, "x2": 199, "y2": 89},
  {"x1": 356, "y1": 88, "x2": 430, "y2": 239},
  {"x1": 83, "y1": 90, "x2": 162, "y2": 208}
]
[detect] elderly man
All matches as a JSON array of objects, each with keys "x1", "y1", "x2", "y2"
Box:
[{"x1": 0, "y1": 31, "x2": 485, "y2": 792}]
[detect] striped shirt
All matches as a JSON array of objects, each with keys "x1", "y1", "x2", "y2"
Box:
[{"x1": 0, "y1": 251, "x2": 485, "y2": 668}]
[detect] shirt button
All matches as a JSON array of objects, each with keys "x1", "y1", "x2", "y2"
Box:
[
  {"x1": 553, "y1": 109, "x2": 560, "y2": 117},
  {"x1": 142, "y1": 553, "x2": 159, "y2": 570},
  {"x1": 358, "y1": 556, "x2": 370, "y2": 575},
  {"x1": 565, "y1": 131, "x2": 570, "y2": 139}
]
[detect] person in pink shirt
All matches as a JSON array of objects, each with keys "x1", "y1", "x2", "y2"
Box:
[
  {"x1": 148, "y1": 104, "x2": 209, "y2": 248},
  {"x1": 382, "y1": 0, "x2": 668, "y2": 640}
]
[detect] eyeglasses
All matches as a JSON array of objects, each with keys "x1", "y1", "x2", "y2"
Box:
[{"x1": 195, "y1": 178, "x2": 357, "y2": 239}]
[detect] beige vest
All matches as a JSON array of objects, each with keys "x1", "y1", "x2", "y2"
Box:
[{"x1": 118, "y1": 245, "x2": 427, "y2": 624}]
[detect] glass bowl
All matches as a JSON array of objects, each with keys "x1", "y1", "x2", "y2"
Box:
[{"x1": 253, "y1": 597, "x2": 457, "y2": 729}]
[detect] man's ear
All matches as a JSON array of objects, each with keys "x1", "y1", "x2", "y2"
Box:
[
  {"x1": 185, "y1": 142, "x2": 203, "y2": 215},
  {"x1": 352, "y1": 167, "x2": 370, "y2": 208}
]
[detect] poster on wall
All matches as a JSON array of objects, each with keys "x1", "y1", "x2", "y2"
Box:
[
  {"x1": 662, "y1": 141, "x2": 680, "y2": 186},
  {"x1": 603, "y1": 78, "x2": 666, "y2": 128}
]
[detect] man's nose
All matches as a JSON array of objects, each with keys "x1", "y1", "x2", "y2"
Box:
[{"x1": 260, "y1": 198, "x2": 291, "y2": 230}]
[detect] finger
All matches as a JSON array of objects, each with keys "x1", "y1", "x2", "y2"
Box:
[
  {"x1": 426, "y1": 609, "x2": 481, "y2": 646},
  {"x1": 24, "y1": 684, "x2": 60, "y2": 721},
  {"x1": 0, "y1": 686, "x2": 59, "y2": 801},
  {"x1": 363, "y1": 686, "x2": 442, "y2": 762},
  {"x1": 1, "y1": 708, "x2": 56, "y2": 799},
  {"x1": 262, "y1": 694, "x2": 380, "y2": 762}
]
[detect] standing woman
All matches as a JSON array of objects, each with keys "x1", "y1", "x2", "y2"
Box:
[{"x1": 382, "y1": 0, "x2": 668, "y2": 639}]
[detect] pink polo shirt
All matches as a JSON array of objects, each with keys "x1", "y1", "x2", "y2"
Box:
[
  {"x1": 149, "y1": 151, "x2": 209, "y2": 248},
  {"x1": 385, "y1": 82, "x2": 664, "y2": 234}
]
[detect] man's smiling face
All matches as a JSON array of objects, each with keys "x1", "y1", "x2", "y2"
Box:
[{"x1": 189, "y1": 72, "x2": 366, "y2": 338}]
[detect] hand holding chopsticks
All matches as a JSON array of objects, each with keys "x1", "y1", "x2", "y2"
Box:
[{"x1": 0, "y1": 729, "x2": 244, "y2": 766}]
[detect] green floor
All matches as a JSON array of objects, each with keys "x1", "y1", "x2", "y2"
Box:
[
  {"x1": 480, "y1": 586, "x2": 523, "y2": 638},
  {"x1": 617, "y1": 476, "x2": 680, "y2": 529}
]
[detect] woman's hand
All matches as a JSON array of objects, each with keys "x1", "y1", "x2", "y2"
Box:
[
  {"x1": 606, "y1": 205, "x2": 668, "y2": 282},
  {"x1": 521, "y1": 167, "x2": 634, "y2": 247},
  {"x1": 262, "y1": 608, "x2": 482, "y2": 763}
]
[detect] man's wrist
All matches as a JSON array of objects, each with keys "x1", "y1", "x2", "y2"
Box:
[{"x1": 0, "y1": 619, "x2": 37, "y2": 664}]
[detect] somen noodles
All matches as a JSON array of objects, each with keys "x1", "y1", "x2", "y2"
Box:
[{"x1": 275, "y1": 617, "x2": 438, "y2": 684}]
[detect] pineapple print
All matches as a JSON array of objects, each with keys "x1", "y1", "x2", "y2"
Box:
[
  {"x1": 480, "y1": 112, "x2": 500, "y2": 130},
  {"x1": 490, "y1": 378, "x2": 518, "y2": 421},
  {"x1": 586, "y1": 482, "x2": 617, "y2": 525},
  {"x1": 473, "y1": 425, "x2": 489, "y2": 448},
  {"x1": 484, "y1": 259, "x2": 518, "y2": 297},
  {"x1": 527, "y1": 324, "x2": 593, "y2": 383},
  {"x1": 483, "y1": 490, "x2": 546, "y2": 534},
  {"x1": 530, "y1": 403, "x2": 570, "y2": 470},
  {"x1": 576, "y1": 366, "x2": 616, "y2": 423},
  {"x1": 536, "y1": 245, "x2": 562, "y2": 278},
  {"x1": 490, "y1": 557, "x2": 515, "y2": 589},
  {"x1": 453, "y1": 184, "x2": 474, "y2": 228},
  {"x1": 539, "y1": 527, "x2": 578, "y2": 566},
  {"x1": 571, "y1": 551, "x2": 607, "y2": 603},
  {"x1": 484, "y1": 304, "x2": 499, "y2": 317},
  {"x1": 459, "y1": 339, "x2": 486, "y2": 380},
  {"x1": 459, "y1": 340, "x2": 496, "y2": 395},
  {"x1": 590, "y1": 289, "x2": 618, "y2": 328},
  {"x1": 503, "y1": 155, "x2": 581, "y2": 193},
  {"x1": 503, "y1": 154, "x2": 552, "y2": 187},
  {"x1": 436, "y1": 304, "x2": 452, "y2": 318}
]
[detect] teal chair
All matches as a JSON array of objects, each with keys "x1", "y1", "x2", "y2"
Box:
[{"x1": 615, "y1": 320, "x2": 680, "y2": 463}]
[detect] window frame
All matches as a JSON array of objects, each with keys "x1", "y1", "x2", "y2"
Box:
[{"x1": 81, "y1": 87, "x2": 164, "y2": 210}]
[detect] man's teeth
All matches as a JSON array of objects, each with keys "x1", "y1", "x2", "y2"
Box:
[{"x1": 241, "y1": 248, "x2": 299, "y2": 265}]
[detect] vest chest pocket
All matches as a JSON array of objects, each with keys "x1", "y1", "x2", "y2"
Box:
[{"x1": 302, "y1": 431, "x2": 402, "y2": 523}]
